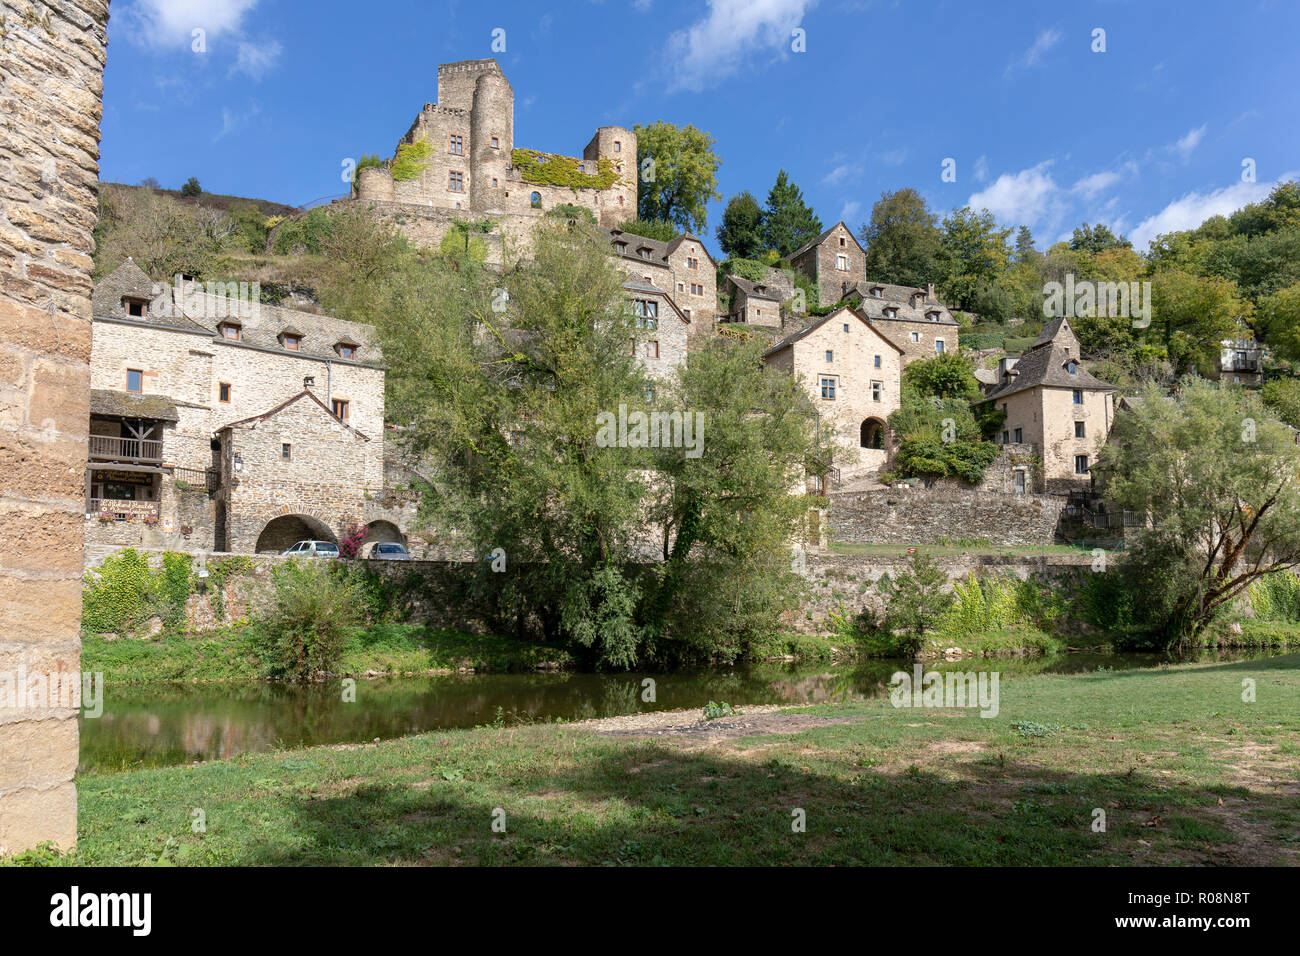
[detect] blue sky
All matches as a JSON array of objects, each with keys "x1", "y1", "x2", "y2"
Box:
[{"x1": 101, "y1": 0, "x2": 1300, "y2": 251}]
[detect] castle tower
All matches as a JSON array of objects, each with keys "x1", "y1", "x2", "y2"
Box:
[
  {"x1": 470, "y1": 67, "x2": 513, "y2": 212},
  {"x1": 584, "y1": 126, "x2": 638, "y2": 226},
  {"x1": 435, "y1": 59, "x2": 502, "y2": 112}
]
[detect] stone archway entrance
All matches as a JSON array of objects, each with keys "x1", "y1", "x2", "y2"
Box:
[
  {"x1": 860, "y1": 418, "x2": 887, "y2": 450},
  {"x1": 255, "y1": 514, "x2": 337, "y2": 554}
]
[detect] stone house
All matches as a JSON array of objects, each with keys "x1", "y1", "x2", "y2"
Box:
[
  {"x1": 788, "y1": 222, "x2": 866, "y2": 308},
  {"x1": 352, "y1": 59, "x2": 637, "y2": 263},
  {"x1": 849, "y1": 280, "x2": 959, "y2": 365},
  {"x1": 723, "y1": 274, "x2": 784, "y2": 328},
  {"x1": 763, "y1": 305, "x2": 904, "y2": 482},
  {"x1": 86, "y1": 260, "x2": 411, "y2": 555},
  {"x1": 608, "y1": 229, "x2": 717, "y2": 352},
  {"x1": 977, "y1": 316, "x2": 1116, "y2": 494},
  {"x1": 624, "y1": 281, "x2": 691, "y2": 381},
  {"x1": 1217, "y1": 335, "x2": 1265, "y2": 386}
]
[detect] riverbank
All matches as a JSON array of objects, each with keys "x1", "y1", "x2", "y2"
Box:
[{"x1": 15, "y1": 652, "x2": 1298, "y2": 866}]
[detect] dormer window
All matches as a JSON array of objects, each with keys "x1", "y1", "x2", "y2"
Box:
[
  {"x1": 1067, "y1": 361, "x2": 1078, "y2": 375},
  {"x1": 280, "y1": 329, "x2": 302, "y2": 351},
  {"x1": 123, "y1": 297, "x2": 148, "y2": 318},
  {"x1": 335, "y1": 340, "x2": 359, "y2": 360},
  {"x1": 218, "y1": 322, "x2": 241, "y2": 341},
  {"x1": 637, "y1": 247, "x2": 651, "y2": 259},
  {"x1": 885, "y1": 307, "x2": 899, "y2": 318},
  {"x1": 927, "y1": 310, "x2": 940, "y2": 322}
]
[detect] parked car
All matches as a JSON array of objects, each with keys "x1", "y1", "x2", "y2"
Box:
[
  {"x1": 367, "y1": 542, "x2": 411, "y2": 561},
  {"x1": 281, "y1": 540, "x2": 340, "y2": 558}
]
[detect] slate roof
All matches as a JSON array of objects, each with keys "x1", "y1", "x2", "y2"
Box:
[
  {"x1": 845, "y1": 281, "x2": 958, "y2": 326},
  {"x1": 92, "y1": 261, "x2": 383, "y2": 366},
  {"x1": 727, "y1": 274, "x2": 783, "y2": 302},
  {"x1": 980, "y1": 316, "x2": 1114, "y2": 402},
  {"x1": 762, "y1": 305, "x2": 904, "y2": 359},
  {"x1": 90, "y1": 388, "x2": 180, "y2": 422}
]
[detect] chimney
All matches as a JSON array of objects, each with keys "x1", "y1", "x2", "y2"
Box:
[{"x1": 926, "y1": 283, "x2": 935, "y2": 302}]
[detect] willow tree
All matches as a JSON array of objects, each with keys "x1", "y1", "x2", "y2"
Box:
[{"x1": 1095, "y1": 379, "x2": 1300, "y2": 646}]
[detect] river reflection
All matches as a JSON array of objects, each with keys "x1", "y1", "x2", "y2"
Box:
[{"x1": 79, "y1": 647, "x2": 1283, "y2": 773}]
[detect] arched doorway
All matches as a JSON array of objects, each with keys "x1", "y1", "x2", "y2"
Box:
[
  {"x1": 255, "y1": 514, "x2": 336, "y2": 554},
  {"x1": 860, "y1": 418, "x2": 886, "y2": 450}
]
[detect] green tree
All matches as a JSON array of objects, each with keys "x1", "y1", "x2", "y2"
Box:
[
  {"x1": 902, "y1": 352, "x2": 983, "y2": 402},
  {"x1": 715, "y1": 191, "x2": 765, "y2": 260},
  {"x1": 937, "y1": 207, "x2": 1012, "y2": 312},
  {"x1": 859, "y1": 188, "x2": 942, "y2": 287},
  {"x1": 180, "y1": 177, "x2": 202, "y2": 198},
  {"x1": 615, "y1": 217, "x2": 679, "y2": 242},
  {"x1": 635, "y1": 121, "x2": 722, "y2": 234},
  {"x1": 1069, "y1": 222, "x2": 1132, "y2": 254},
  {"x1": 877, "y1": 552, "x2": 952, "y2": 654},
  {"x1": 1096, "y1": 380, "x2": 1300, "y2": 647},
  {"x1": 1261, "y1": 377, "x2": 1300, "y2": 428},
  {"x1": 1256, "y1": 281, "x2": 1300, "y2": 362},
  {"x1": 1014, "y1": 225, "x2": 1040, "y2": 264},
  {"x1": 1151, "y1": 268, "x2": 1245, "y2": 375},
  {"x1": 761, "y1": 170, "x2": 822, "y2": 258}
]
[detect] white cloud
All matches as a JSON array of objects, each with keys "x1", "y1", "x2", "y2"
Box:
[
  {"x1": 1007, "y1": 28, "x2": 1062, "y2": 75},
  {"x1": 121, "y1": 0, "x2": 261, "y2": 47},
  {"x1": 822, "y1": 162, "x2": 861, "y2": 187},
  {"x1": 839, "y1": 200, "x2": 862, "y2": 225},
  {"x1": 665, "y1": 0, "x2": 819, "y2": 94},
  {"x1": 973, "y1": 155, "x2": 989, "y2": 183},
  {"x1": 1071, "y1": 162, "x2": 1137, "y2": 199},
  {"x1": 968, "y1": 162, "x2": 1059, "y2": 226},
  {"x1": 1169, "y1": 124, "x2": 1207, "y2": 161},
  {"x1": 214, "y1": 101, "x2": 260, "y2": 141},
  {"x1": 878, "y1": 148, "x2": 908, "y2": 167},
  {"x1": 634, "y1": 0, "x2": 654, "y2": 10},
  {"x1": 1130, "y1": 173, "x2": 1297, "y2": 251},
  {"x1": 232, "y1": 38, "x2": 281, "y2": 79}
]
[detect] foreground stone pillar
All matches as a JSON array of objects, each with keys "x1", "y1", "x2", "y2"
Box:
[{"x1": 0, "y1": 0, "x2": 109, "y2": 854}]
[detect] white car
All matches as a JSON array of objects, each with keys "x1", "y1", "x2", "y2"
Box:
[
  {"x1": 367, "y1": 542, "x2": 411, "y2": 561},
  {"x1": 281, "y1": 540, "x2": 340, "y2": 558}
]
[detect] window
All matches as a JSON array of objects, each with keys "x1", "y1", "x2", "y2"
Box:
[
  {"x1": 683, "y1": 309, "x2": 691, "y2": 319},
  {"x1": 874, "y1": 354, "x2": 881, "y2": 368},
  {"x1": 282, "y1": 334, "x2": 300, "y2": 351},
  {"x1": 1002, "y1": 430, "x2": 1010, "y2": 444},
  {"x1": 646, "y1": 340, "x2": 659, "y2": 359},
  {"x1": 843, "y1": 323, "x2": 850, "y2": 333},
  {"x1": 331, "y1": 399, "x2": 349, "y2": 421},
  {"x1": 1075, "y1": 421, "x2": 1086, "y2": 438},
  {"x1": 1067, "y1": 360, "x2": 1078, "y2": 375},
  {"x1": 281, "y1": 443, "x2": 292, "y2": 461},
  {"x1": 637, "y1": 247, "x2": 651, "y2": 259},
  {"x1": 218, "y1": 382, "x2": 231, "y2": 403},
  {"x1": 687, "y1": 257, "x2": 699, "y2": 270},
  {"x1": 337, "y1": 344, "x2": 357, "y2": 360},
  {"x1": 449, "y1": 171, "x2": 464, "y2": 192},
  {"x1": 825, "y1": 350, "x2": 834, "y2": 362},
  {"x1": 1013, "y1": 427, "x2": 1023, "y2": 443},
  {"x1": 1075, "y1": 454, "x2": 1090, "y2": 475},
  {"x1": 935, "y1": 339, "x2": 945, "y2": 354},
  {"x1": 632, "y1": 299, "x2": 658, "y2": 328},
  {"x1": 690, "y1": 283, "x2": 704, "y2": 296},
  {"x1": 492, "y1": 178, "x2": 498, "y2": 187},
  {"x1": 124, "y1": 297, "x2": 147, "y2": 317},
  {"x1": 126, "y1": 369, "x2": 143, "y2": 393},
  {"x1": 835, "y1": 254, "x2": 849, "y2": 271},
  {"x1": 491, "y1": 136, "x2": 500, "y2": 148},
  {"x1": 839, "y1": 236, "x2": 846, "y2": 246},
  {"x1": 220, "y1": 323, "x2": 240, "y2": 341},
  {"x1": 614, "y1": 140, "x2": 621, "y2": 154},
  {"x1": 910, "y1": 331, "x2": 920, "y2": 343},
  {"x1": 1072, "y1": 389, "x2": 1084, "y2": 404},
  {"x1": 871, "y1": 381, "x2": 883, "y2": 402},
  {"x1": 530, "y1": 191, "x2": 542, "y2": 208},
  {"x1": 449, "y1": 134, "x2": 463, "y2": 155},
  {"x1": 820, "y1": 376, "x2": 837, "y2": 400}
]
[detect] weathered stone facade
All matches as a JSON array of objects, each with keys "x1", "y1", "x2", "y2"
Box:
[
  {"x1": 608, "y1": 229, "x2": 717, "y2": 352},
  {"x1": 0, "y1": 0, "x2": 109, "y2": 855},
  {"x1": 625, "y1": 283, "x2": 690, "y2": 380},
  {"x1": 763, "y1": 306, "x2": 903, "y2": 480},
  {"x1": 353, "y1": 59, "x2": 636, "y2": 265},
  {"x1": 85, "y1": 261, "x2": 401, "y2": 555},
  {"x1": 852, "y1": 282, "x2": 960, "y2": 365},
  {"x1": 789, "y1": 222, "x2": 865, "y2": 308}
]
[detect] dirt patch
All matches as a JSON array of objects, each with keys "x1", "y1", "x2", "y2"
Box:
[{"x1": 598, "y1": 711, "x2": 861, "y2": 742}]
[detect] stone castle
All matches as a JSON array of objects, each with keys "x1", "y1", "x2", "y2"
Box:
[{"x1": 353, "y1": 59, "x2": 637, "y2": 262}]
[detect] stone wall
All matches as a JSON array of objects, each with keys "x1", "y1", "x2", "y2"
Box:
[
  {"x1": 0, "y1": 0, "x2": 109, "y2": 854},
  {"x1": 828, "y1": 486, "x2": 1067, "y2": 546},
  {"x1": 790, "y1": 550, "x2": 1092, "y2": 635}
]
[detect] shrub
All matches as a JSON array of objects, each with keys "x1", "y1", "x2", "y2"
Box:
[
  {"x1": 261, "y1": 561, "x2": 363, "y2": 681},
  {"x1": 616, "y1": 217, "x2": 679, "y2": 242},
  {"x1": 82, "y1": 549, "x2": 194, "y2": 636},
  {"x1": 876, "y1": 552, "x2": 952, "y2": 655},
  {"x1": 1247, "y1": 570, "x2": 1300, "y2": 622},
  {"x1": 546, "y1": 203, "x2": 597, "y2": 225}
]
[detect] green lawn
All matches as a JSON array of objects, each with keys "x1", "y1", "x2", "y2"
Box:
[{"x1": 13, "y1": 653, "x2": 1297, "y2": 866}]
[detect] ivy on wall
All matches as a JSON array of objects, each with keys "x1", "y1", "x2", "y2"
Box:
[
  {"x1": 391, "y1": 139, "x2": 433, "y2": 182},
  {"x1": 512, "y1": 149, "x2": 619, "y2": 191}
]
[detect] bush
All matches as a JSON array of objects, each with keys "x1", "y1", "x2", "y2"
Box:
[
  {"x1": 876, "y1": 552, "x2": 952, "y2": 655},
  {"x1": 1247, "y1": 570, "x2": 1300, "y2": 622},
  {"x1": 82, "y1": 549, "x2": 194, "y2": 636},
  {"x1": 616, "y1": 217, "x2": 679, "y2": 242},
  {"x1": 935, "y1": 572, "x2": 1067, "y2": 643},
  {"x1": 261, "y1": 561, "x2": 363, "y2": 681}
]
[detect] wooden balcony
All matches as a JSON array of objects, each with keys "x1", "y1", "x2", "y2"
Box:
[{"x1": 89, "y1": 434, "x2": 163, "y2": 464}]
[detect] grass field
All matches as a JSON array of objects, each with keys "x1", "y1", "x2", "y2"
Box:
[{"x1": 12, "y1": 653, "x2": 1296, "y2": 866}]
